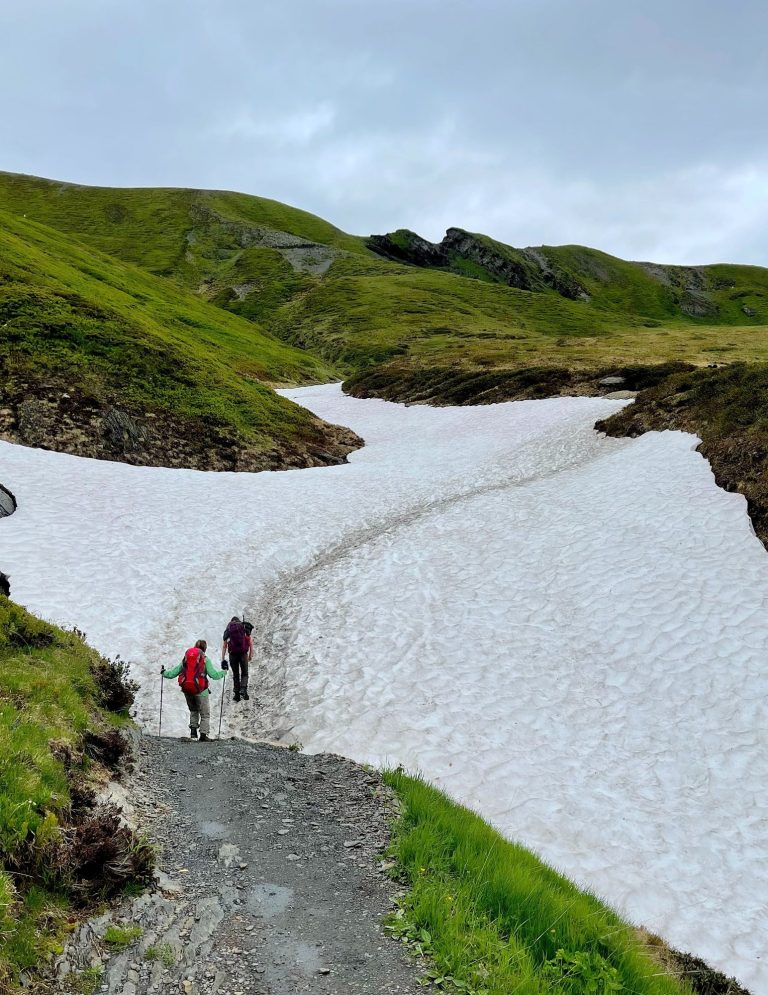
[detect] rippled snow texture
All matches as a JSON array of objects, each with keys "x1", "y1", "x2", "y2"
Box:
[{"x1": 0, "y1": 384, "x2": 766, "y2": 990}]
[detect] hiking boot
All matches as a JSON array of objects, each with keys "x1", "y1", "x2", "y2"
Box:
[
  {"x1": 233, "y1": 691, "x2": 241, "y2": 703},
  {"x1": 190, "y1": 728, "x2": 198, "y2": 740},
  {"x1": 199, "y1": 733, "x2": 210, "y2": 742},
  {"x1": 241, "y1": 690, "x2": 250, "y2": 701}
]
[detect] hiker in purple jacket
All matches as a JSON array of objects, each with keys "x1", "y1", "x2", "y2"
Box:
[{"x1": 221, "y1": 616, "x2": 253, "y2": 703}]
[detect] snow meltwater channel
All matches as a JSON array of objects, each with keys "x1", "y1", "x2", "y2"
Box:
[{"x1": 1, "y1": 384, "x2": 767, "y2": 991}]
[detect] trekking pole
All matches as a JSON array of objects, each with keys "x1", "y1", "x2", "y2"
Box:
[
  {"x1": 218, "y1": 673, "x2": 226, "y2": 739},
  {"x1": 158, "y1": 671, "x2": 164, "y2": 737}
]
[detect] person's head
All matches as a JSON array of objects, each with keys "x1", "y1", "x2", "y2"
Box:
[{"x1": 195, "y1": 639, "x2": 207, "y2": 652}]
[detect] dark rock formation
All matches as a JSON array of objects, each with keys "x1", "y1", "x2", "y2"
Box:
[
  {"x1": 102, "y1": 408, "x2": 149, "y2": 458},
  {"x1": 1, "y1": 484, "x2": 15, "y2": 597},
  {"x1": 366, "y1": 230, "x2": 449, "y2": 267},
  {"x1": 345, "y1": 361, "x2": 694, "y2": 407},
  {"x1": 0, "y1": 484, "x2": 15, "y2": 518},
  {"x1": 367, "y1": 227, "x2": 589, "y2": 300}
]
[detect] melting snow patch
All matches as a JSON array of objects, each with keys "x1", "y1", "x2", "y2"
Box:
[{"x1": 0, "y1": 384, "x2": 766, "y2": 991}]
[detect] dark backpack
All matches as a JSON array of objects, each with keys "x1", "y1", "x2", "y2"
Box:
[
  {"x1": 178, "y1": 647, "x2": 208, "y2": 694},
  {"x1": 226, "y1": 620, "x2": 249, "y2": 654}
]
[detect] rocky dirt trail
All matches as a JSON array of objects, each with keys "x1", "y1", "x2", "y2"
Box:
[{"x1": 57, "y1": 736, "x2": 421, "y2": 995}]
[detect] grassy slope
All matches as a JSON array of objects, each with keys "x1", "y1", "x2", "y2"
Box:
[
  {"x1": 386, "y1": 772, "x2": 687, "y2": 995},
  {"x1": 274, "y1": 254, "x2": 768, "y2": 372},
  {"x1": 0, "y1": 208, "x2": 355, "y2": 468},
  {"x1": 0, "y1": 171, "x2": 367, "y2": 284},
  {"x1": 4, "y1": 172, "x2": 768, "y2": 389},
  {"x1": 0, "y1": 597, "x2": 140, "y2": 990}
]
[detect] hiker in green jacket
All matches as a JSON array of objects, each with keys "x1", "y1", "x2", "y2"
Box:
[{"x1": 161, "y1": 639, "x2": 226, "y2": 742}]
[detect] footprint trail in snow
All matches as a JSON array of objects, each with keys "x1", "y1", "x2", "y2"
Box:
[{"x1": 1, "y1": 384, "x2": 766, "y2": 991}]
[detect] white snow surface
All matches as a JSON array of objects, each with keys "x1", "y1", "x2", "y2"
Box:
[{"x1": 1, "y1": 383, "x2": 767, "y2": 990}]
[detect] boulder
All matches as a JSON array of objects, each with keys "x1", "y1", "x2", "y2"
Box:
[{"x1": 598, "y1": 376, "x2": 625, "y2": 387}]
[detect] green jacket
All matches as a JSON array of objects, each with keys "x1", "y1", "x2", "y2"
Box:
[{"x1": 163, "y1": 654, "x2": 226, "y2": 697}]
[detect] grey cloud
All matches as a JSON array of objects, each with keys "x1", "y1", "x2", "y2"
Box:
[{"x1": 0, "y1": 0, "x2": 766, "y2": 263}]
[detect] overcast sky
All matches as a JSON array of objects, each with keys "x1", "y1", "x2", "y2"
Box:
[{"x1": 1, "y1": 0, "x2": 767, "y2": 264}]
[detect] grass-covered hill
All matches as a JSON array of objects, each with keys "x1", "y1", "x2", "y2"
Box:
[
  {"x1": 3, "y1": 169, "x2": 768, "y2": 523},
  {"x1": 0, "y1": 204, "x2": 359, "y2": 470},
  {"x1": 5, "y1": 170, "x2": 768, "y2": 397}
]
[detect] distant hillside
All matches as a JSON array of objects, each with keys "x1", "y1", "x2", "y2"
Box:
[
  {"x1": 3, "y1": 170, "x2": 768, "y2": 489},
  {"x1": 0, "y1": 207, "x2": 359, "y2": 469},
  {"x1": 4, "y1": 171, "x2": 768, "y2": 396},
  {"x1": 368, "y1": 227, "x2": 768, "y2": 323}
]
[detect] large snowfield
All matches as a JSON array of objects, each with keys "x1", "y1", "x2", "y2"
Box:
[{"x1": 1, "y1": 384, "x2": 766, "y2": 991}]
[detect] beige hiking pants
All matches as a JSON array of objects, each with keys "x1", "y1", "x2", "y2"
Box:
[{"x1": 183, "y1": 691, "x2": 211, "y2": 735}]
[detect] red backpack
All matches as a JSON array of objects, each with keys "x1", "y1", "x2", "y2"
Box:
[{"x1": 178, "y1": 647, "x2": 208, "y2": 694}]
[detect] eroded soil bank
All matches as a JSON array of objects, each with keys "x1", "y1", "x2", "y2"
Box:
[
  {"x1": 343, "y1": 361, "x2": 692, "y2": 406},
  {"x1": 0, "y1": 378, "x2": 361, "y2": 472}
]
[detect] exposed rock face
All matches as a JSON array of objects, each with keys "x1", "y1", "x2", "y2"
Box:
[
  {"x1": 0, "y1": 484, "x2": 17, "y2": 518},
  {"x1": 0, "y1": 484, "x2": 15, "y2": 597},
  {"x1": 634, "y1": 262, "x2": 727, "y2": 318},
  {"x1": 368, "y1": 226, "x2": 744, "y2": 319},
  {"x1": 187, "y1": 204, "x2": 339, "y2": 275},
  {"x1": 443, "y1": 229, "x2": 590, "y2": 300},
  {"x1": 366, "y1": 230, "x2": 449, "y2": 267},
  {"x1": 344, "y1": 361, "x2": 694, "y2": 407},
  {"x1": 367, "y1": 227, "x2": 589, "y2": 299},
  {"x1": 102, "y1": 408, "x2": 150, "y2": 458}
]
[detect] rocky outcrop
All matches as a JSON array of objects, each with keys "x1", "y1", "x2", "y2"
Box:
[
  {"x1": 344, "y1": 361, "x2": 694, "y2": 407},
  {"x1": 1, "y1": 485, "x2": 15, "y2": 596},
  {"x1": 367, "y1": 227, "x2": 589, "y2": 300},
  {"x1": 443, "y1": 229, "x2": 590, "y2": 300},
  {"x1": 187, "y1": 204, "x2": 339, "y2": 275},
  {"x1": 0, "y1": 484, "x2": 15, "y2": 518},
  {"x1": 634, "y1": 262, "x2": 726, "y2": 318},
  {"x1": 366, "y1": 230, "x2": 449, "y2": 267}
]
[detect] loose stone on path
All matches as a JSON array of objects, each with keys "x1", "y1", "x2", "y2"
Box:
[{"x1": 56, "y1": 736, "x2": 421, "y2": 995}]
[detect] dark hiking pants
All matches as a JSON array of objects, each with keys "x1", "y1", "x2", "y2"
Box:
[{"x1": 229, "y1": 651, "x2": 249, "y2": 693}]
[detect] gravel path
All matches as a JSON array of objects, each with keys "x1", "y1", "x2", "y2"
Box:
[{"x1": 57, "y1": 736, "x2": 421, "y2": 995}]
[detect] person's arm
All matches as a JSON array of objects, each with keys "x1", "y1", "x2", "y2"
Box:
[
  {"x1": 205, "y1": 657, "x2": 226, "y2": 681},
  {"x1": 247, "y1": 635, "x2": 253, "y2": 662},
  {"x1": 163, "y1": 661, "x2": 183, "y2": 679}
]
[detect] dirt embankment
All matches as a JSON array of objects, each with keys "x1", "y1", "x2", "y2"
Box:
[
  {"x1": 344, "y1": 361, "x2": 693, "y2": 406},
  {"x1": 0, "y1": 377, "x2": 361, "y2": 472}
]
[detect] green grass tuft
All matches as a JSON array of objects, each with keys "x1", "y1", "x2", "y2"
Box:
[
  {"x1": 103, "y1": 925, "x2": 142, "y2": 950},
  {"x1": 145, "y1": 942, "x2": 176, "y2": 967},
  {"x1": 64, "y1": 965, "x2": 103, "y2": 994}
]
